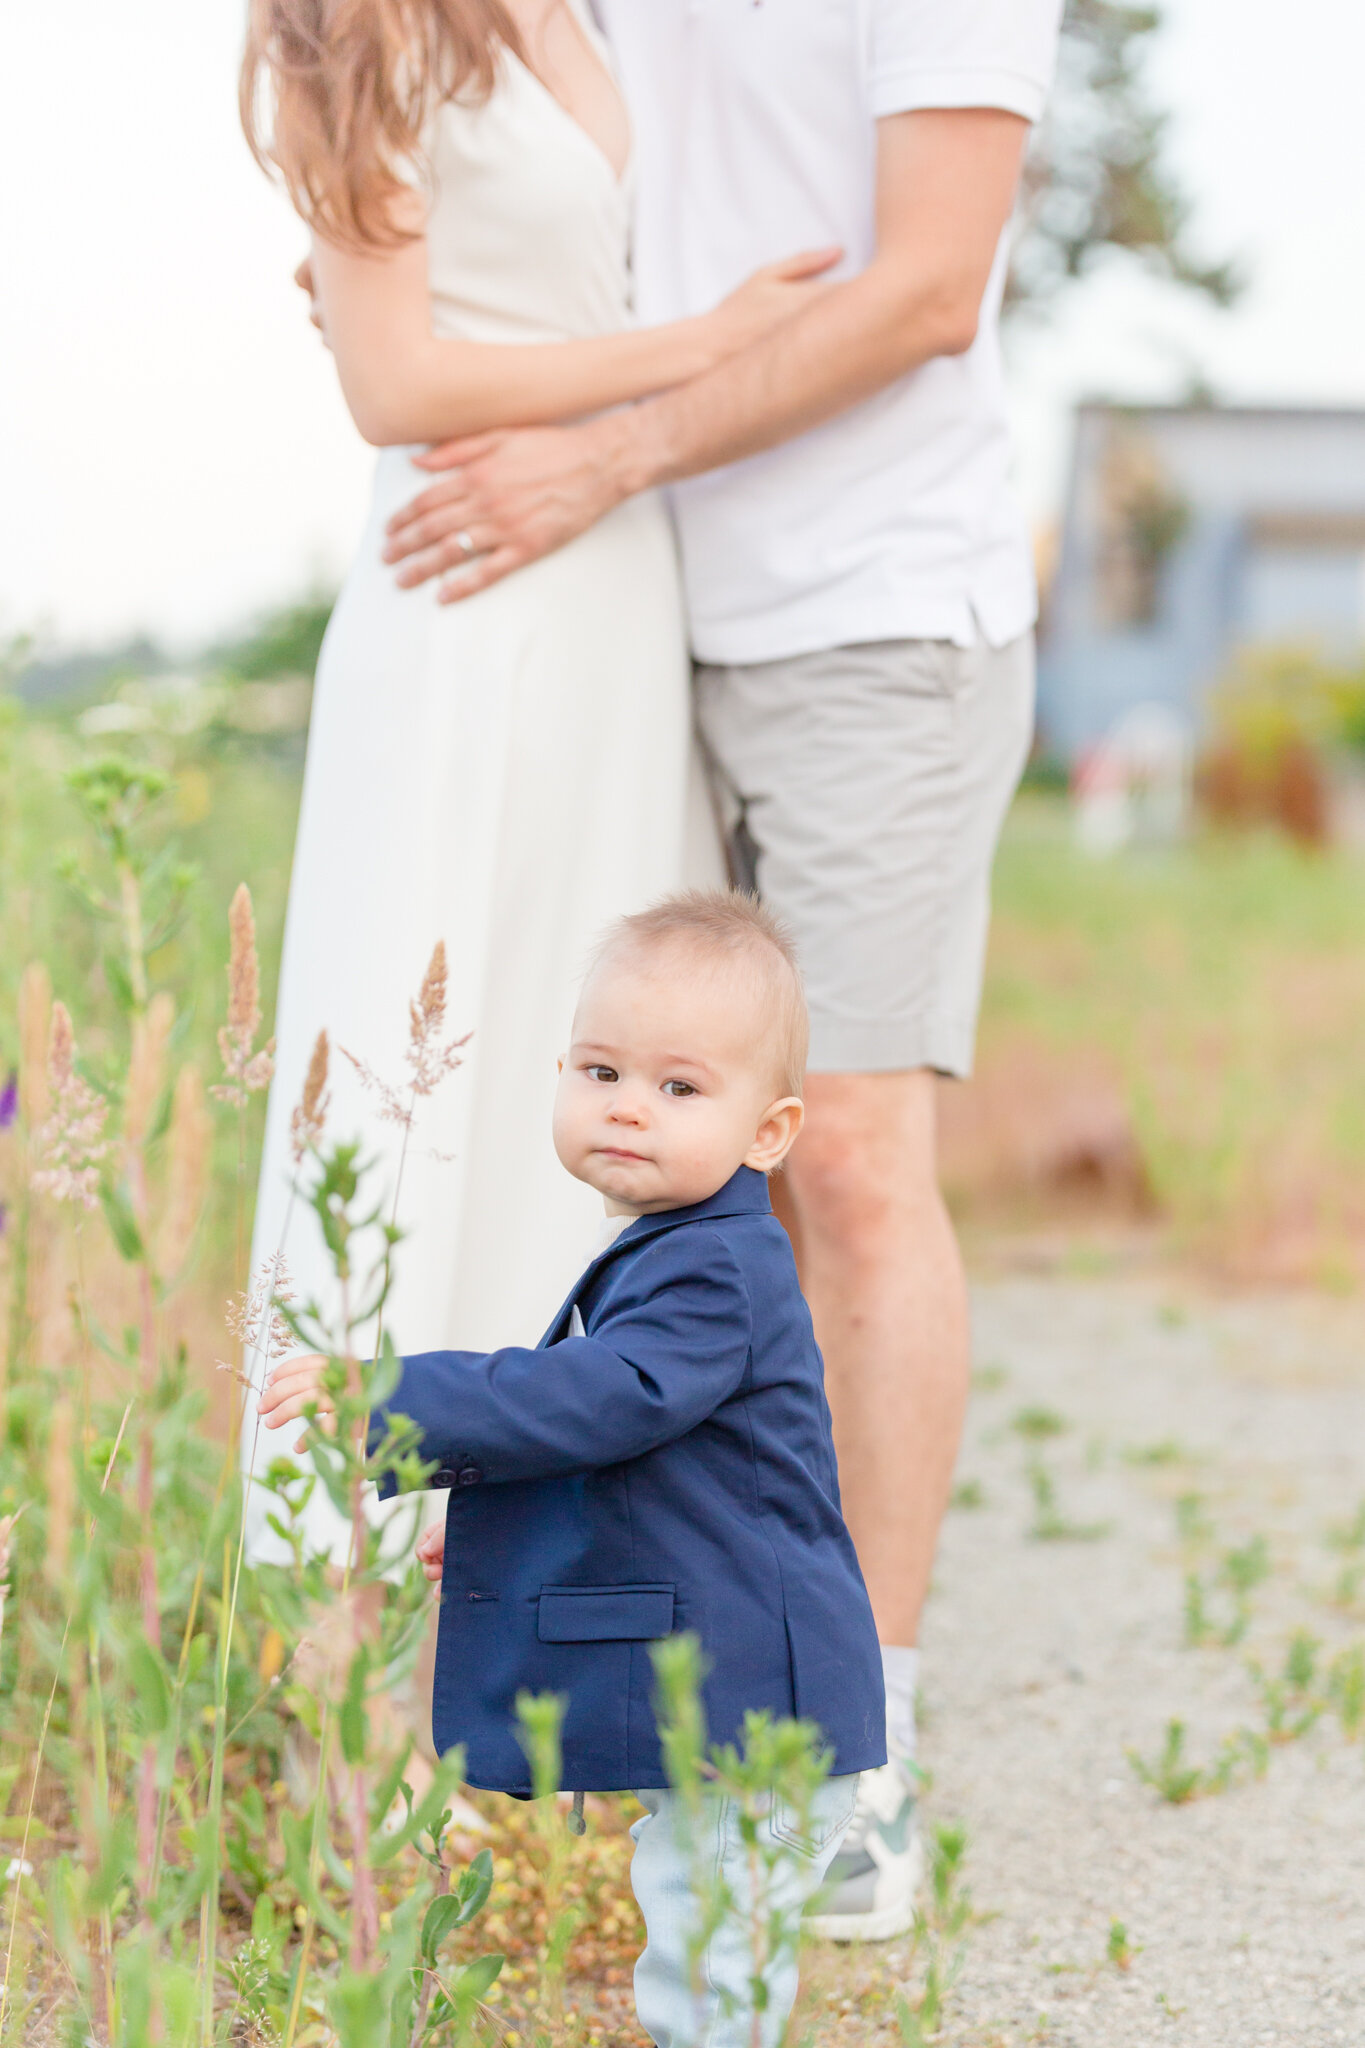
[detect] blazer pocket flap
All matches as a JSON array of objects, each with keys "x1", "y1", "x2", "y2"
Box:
[{"x1": 537, "y1": 1584, "x2": 675, "y2": 1643}]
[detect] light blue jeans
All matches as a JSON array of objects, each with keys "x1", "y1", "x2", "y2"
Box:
[{"x1": 629, "y1": 1774, "x2": 859, "y2": 2048}]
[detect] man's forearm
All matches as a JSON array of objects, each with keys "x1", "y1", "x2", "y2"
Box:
[{"x1": 610, "y1": 261, "x2": 972, "y2": 497}]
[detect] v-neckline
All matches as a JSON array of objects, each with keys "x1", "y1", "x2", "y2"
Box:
[{"x1": 505, "y1": 3, "x2": 633, "y2": 190}]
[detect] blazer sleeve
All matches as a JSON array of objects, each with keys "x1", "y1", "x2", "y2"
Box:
[{"x1": 373, "y1": 1227, "x2": 753, "y2": 1485}]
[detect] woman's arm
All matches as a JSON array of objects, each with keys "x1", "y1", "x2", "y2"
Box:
[{"x1": 310, "y1": 194, "x2": 839, "y2": 447}]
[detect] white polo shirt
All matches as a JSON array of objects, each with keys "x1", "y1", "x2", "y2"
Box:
[{"x1": 595, "y1": 0, "x2": 1062, "y2": 665}]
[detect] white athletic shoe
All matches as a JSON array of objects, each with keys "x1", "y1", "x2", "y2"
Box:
[{"x1": 804, "y1": 1759, "x2": 923, "y2": 1942}]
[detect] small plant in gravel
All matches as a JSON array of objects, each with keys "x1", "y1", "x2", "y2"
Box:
[
  {"x1": 1174, "y1": 1492, "x2": 1214, "y2": 1546},
  {"x1": 1011, "y1": 1405, "x2": 1068, "y2": 1442},
  {"x1": 1182, "y1": 1572, "x2": 1214, "y2": 1647},
  {"x1": 892, "y1": 1823, "x2": 972, "y2": 2048},
  {"x1": 1105, "y1": 1919, "x2": 1137, "y2": 1971},
  {"x1": 972, "y1": 1363, "x2": 1009, "y2": 1392},
  {"x1": 1126, "y1": 1718, "x2": 1267, "y2": 1804},
  {"x1": 1324, "y1": 1502, "x2": 1365, "y2": 1613},
  {"x1": 950, "y1": 1478, "x2": 986, "y2": 1511},
  {"x1": 1327, "y1": 1644, "x2": 1365, "y2": 1740},
  {"x1": 1025, "y1": 1461, "x2": 1110, "y2": 1543},
  {"x1": 1121, "y1": 1438, "x2": 1187, "y2": 1467},
  {"x1": 1182, "y1": 1532, "x2": 1273, "y2": 1648},
  {"x1": 1248, "y1": 1631, "x2": 1323, "y2": 1745}
]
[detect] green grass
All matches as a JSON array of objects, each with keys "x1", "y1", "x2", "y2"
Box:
[{"x1": 979, "y1": 795, "x2": 1365, "y2": 1278}]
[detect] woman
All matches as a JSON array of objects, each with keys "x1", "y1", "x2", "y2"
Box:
[{"x1": 239, "y1": 0, "x2": 830, "y2": 1549}]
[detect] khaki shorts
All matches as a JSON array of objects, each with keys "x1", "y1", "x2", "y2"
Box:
[{"x1": 694, "y1": 634, "x2": 1035, "y2": 1077}]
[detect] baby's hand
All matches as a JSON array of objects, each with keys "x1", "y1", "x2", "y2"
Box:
[
  {"x1": 259, "y1": 1353, "x2": 337, "y2": 1453},
  {"x1": 416, "y1": 1521, "x2": 446, "y2": 1589}
]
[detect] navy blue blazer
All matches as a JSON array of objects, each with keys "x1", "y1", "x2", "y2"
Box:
[{"x1": 376, "y1": 1165, "x2": 886, "y2": 1794}]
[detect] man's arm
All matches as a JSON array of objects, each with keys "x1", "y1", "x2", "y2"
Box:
[{"x1": 384, "y1": 108, "x2": 1030, "y2": 600}]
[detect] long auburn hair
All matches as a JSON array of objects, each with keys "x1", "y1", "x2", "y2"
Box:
[{"x1": 240, "y1": 0, "x2": 525, "y2": 250}]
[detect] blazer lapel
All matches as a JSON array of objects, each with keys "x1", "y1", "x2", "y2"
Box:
[{"x1": 535, "y1": 1167, "x2": 773, "y2": 1347}]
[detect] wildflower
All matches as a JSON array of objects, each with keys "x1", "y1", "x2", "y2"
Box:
[
  {"x1": 212, "y1": 884, "x2": 275, "y2": 1107},
  {"x1": 343, "y1": 939, "x2": 469, "y2": 1130},
  {"x1": 289, "y1": 1029, "x2": 331, "y2": 1164},
  {"x1": 0, "y1": 1072, "x2": 16, "y2": 1129},
  {"x1": 31, "y1": 1003, "x2": 109, "y2": 1210}
]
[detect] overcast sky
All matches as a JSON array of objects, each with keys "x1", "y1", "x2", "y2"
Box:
[{"x1": 3, "y1": 0, "x2": 1363, "y2": 651}]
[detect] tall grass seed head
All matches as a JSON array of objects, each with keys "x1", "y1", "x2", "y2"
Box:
[
  {"x1": 289, "y1": 1029, "x2": 331, "y2": 1164},
  {"x1": 31, "y1": 1001, "x2": 109, "y2": 1209},
  {"x1": 213, "y1": 883, "x2": 275, "y2": 1106}
]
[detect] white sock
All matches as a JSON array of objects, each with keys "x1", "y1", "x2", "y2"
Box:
[{"x1": 881, "y1": 1645, "x2": 918, "y2": 1767}]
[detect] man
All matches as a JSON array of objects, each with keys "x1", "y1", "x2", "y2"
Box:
[{"x1": 380, "y1": 0, "x2": 1062, "y2": 1940}]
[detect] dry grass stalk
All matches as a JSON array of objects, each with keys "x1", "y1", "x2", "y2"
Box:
[
  {"x1": 343, "y1": 939, "x2": 469, "y2": 1129},
  {"x1": 213, "y1": 884, "x2": 275, "y2": 1107},
  {"x1": 289, "y1": 1029, "x2": 331, "y2": 1164},
  {"x1": 222, "y1": 1254, "x2": 296, "y2": 1389},
  {"x1": 17, "y1": 962, "x2": 52, "y2": 1133},
  {"x1": 123, "y1": 991, "x2": 175, "y2": 1153},
  {"x1": 31, "y1": 1003, "x2": 109, "y2": 1210},
  {"x1": 158, "y1": 1064, "x2": 211, "y2": 1278},
  {"x1": 43, "y1": 1400, "x2": 75, "y2": 1592}
]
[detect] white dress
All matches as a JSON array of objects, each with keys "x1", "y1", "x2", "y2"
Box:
[{"x1": 246, "y1": 17, "x2": 715, "y2": 1551}]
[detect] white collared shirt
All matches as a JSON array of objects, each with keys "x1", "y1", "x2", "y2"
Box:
[{"x1": 596, "y1": 0, "x2": 1063, "y2": 663}]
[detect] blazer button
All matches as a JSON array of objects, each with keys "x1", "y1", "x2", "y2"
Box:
[
  {"x1": 456, "y1": 1465, "x2": 482, "y2": 1486},
  {"x1": 431, "y1": 1467, "x2": 458, "y2": 1488}
]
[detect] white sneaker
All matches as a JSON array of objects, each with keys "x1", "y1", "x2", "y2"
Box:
[{"x1": 804, "y1": 1760, "x2": 923, "y2": 1942}]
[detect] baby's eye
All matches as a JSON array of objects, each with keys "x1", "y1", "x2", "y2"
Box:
[
  {"x1": 662, "y1": 1079, "x2": 697, "y2": 1098},
  {"x1": 586, "y1": 1064, "x2": 619, "y2": 1084}
]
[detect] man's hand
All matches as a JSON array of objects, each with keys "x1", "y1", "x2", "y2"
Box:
[
  {"x1": 381, "y1": 418, "x2": 631, "y2": 603},
  {"x1": 416, "y1": 1521, "x2": 446, "y2": 1587},
  {"x1": 259, "y1": 1352, "x2": 337, "y2": 1454}
]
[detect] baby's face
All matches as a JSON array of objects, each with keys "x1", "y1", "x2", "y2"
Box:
[{"x1": 553, "y1": 951, "x2": 801, "y2": 1214}]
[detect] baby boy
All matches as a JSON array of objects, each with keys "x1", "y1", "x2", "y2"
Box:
[{"x1": 261, "y1": 889, "x2": 885, "y2": 2046}]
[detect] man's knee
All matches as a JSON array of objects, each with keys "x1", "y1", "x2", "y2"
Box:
[{"x1": 786, "y1": 1073, "x2": 941, "y2": 1244}]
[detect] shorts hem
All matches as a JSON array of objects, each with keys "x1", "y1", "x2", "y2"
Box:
[{"x1": 806, "y1": 1014, "x2": 976, "y2": 1080}]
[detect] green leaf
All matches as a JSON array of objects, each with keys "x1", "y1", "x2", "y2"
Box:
[
  {"x1": 100, "y1": 1180, "x2": 146, "y2": 1264},
  {"x1": 127, "y1": 1638, "x2": 172, "y2": 1737},
  {"x1": 338, "y1": 1645, "x2": 370, "y2": 1767},
  {"x1": 453, "y1": 1952, "x2": 503, "y2": 2001},
  {"x1": 420, "y1": 1893, "x2": 465, "y2": 1967}
]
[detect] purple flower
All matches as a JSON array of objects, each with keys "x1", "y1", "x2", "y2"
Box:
[
  {"x1": 0, "y1": 1202, "x2": 7, "y2": 1237},
  {"x1": 0, "y1": 1072, "x2": 16, "y2": 1130}
]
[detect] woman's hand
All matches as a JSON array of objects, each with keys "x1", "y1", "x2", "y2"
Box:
[
  {"x1": 259, "y1": 1352, "x2": 337, "y2": 1454},
  {"x1": 705, "y1": 247, "x2": 843, "y2": 363},
  {"x1": 416, "y1": 1521, "x2": 446, "y2": 1587}
]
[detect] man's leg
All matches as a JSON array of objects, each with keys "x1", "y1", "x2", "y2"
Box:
[
  {"x1": 777, "y1": 1069, "x2": 966, "y2": 1649},
  {"x1": 696, "y1": 630, "x2": 1035, "y2": 1940}
]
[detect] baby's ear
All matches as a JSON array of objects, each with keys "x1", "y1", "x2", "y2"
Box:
[{"x1": 745, "y1": 1096, "x2": 805, "y2": 1174}]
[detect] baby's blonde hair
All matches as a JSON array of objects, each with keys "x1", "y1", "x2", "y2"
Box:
[{"x1": 589, "y1": 889, "x2": 808, "y2": 1098}]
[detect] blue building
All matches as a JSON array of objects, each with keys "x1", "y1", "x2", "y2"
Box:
[{"x1": 1037, "y1": 402, "x2": 1365, "y2": 762}]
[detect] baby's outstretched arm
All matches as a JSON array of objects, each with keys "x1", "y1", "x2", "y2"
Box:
[{"x1": 259, "y1": 1353, "x2": 337, "y2": 1454}]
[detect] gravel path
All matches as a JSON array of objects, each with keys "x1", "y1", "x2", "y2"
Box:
[{"x1": 810, "y1": 1276, "x2": 1365, "y2": 2048}]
